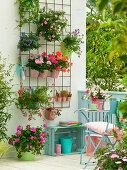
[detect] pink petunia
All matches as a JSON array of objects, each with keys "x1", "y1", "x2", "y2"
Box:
[
  {"x1": 117, "y1": 134, "x2": 122, "y2": 140},
  {"x1": 31, "y1": 136, "x2": 34, "y2": 140},
  {"x1": 44, "y1": 21, "x2": 47, "y2": 24},
  {"x1": 30, "y1": 145, "x2": 32, "y2": 149},
  {"x1": 47, "y1": 61, "x2": 51, "y2": 65},
  {"x1": 46, "y1": 18, "x2": 49, "y2": 21},
  {"x1": 30, "y1": 127, "x2": 36, "y2": 132},
  {"x1": 16, "y1": 138, "x2": 19, "y2": 142},
  {"x1": 55, "y1": 15, "x2": 57, "y2": 17},
  {"x1": 57, "y1": 29, "x2": 60, "y2": 32},
  {"x1": 16, "y1": 131, "x2": 21, "y2": 135},
  {"x1": 110, "y1": 154, "x2": 119, "y2": 158},
  {"x1": 17, "y1": 125, "x2": 22, "y2": 131},
  {"x1": 43, "y1": 124, "x2": 47, "y2": 128}
]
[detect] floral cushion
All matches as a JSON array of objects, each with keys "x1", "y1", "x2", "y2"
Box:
[{"x1": 84, "y1": 122, "x2": 115, "y2": 135}]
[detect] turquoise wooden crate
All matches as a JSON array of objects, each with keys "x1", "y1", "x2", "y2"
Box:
[{"x1": 45, "y1": 126, "x2": 86, "y2": 156}]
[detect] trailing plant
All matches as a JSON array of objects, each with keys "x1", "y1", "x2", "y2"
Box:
[
  {"x1": 37, "y1": 7, "x2": 68, "y2": 42},
  {"x1": 17, "y1": 32, "x2": 40, "y2": 51},
  {"x1": 15, "y1": 0, "x2": 40, "y2": 27},
  {"x1": 0, "y1": 56, "x2": 14, "y2": 141},
  {"x1": 62, "y1": 29, "x2": 84, "y2": 58},
  {"x1": 15, "y1": 86, "x2": 53, "y2": 121},
  {"x1": 9, "y1": 124, "x2": 49, "y2": 158}
]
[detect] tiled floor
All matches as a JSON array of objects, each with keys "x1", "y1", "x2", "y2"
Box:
[{"x1": 0, "y1": 154, "x2": 96, "y2": 170}]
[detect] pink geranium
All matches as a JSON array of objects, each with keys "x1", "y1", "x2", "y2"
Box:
[
  {"x1": 56, "y1": 66, "x2": 61, "y2": 70},
  {"x1": 17, "y1": 125, "x2": 22, "y2": 131},
  {"x1": 42, "y1": 52, "x2": 47, "y2": 56},
  {"x1": 44, "y1": 21, "x2": 47, "y2": 24},
  {"x1": 16, "y1": 138, "x2": 19, "y2": 142},
  {"x1": 16, "y1": 131, "x2": 21, "y2": 135},
  {"x1": 43, "y1": 124, "x2": 47, "y2": 128},
  {"x1": 47, "y1": 61, "x2": 51, "y2": 65},
  {"x1": 30, "y1": 127, "x2": 36, "y2": 132}
]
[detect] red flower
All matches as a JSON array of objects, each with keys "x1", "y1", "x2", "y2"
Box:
[
  {"x1": 92, "y1": 96, "x2": 97, "y2": 101},
  {"x1": 86, "y1": 90, "x2": 90, "y2": 94},
  {"x1": 65, "y1": 55, "x2": 69, "y2": 61},
  {"x1": 56, "y1": 51, "x2": 62, "y2": 57},
  {"x1": 62, "y1": 67, "x2": 66, "y2": 72},
  {"x1": 70, "y1": 62, "x2": 73, "y2": 66}
]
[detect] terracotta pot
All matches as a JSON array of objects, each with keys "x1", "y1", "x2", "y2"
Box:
[
  {"x1": 93, "y1": 99, "x2": 103, "y2": 110},
  {"x1": 57, "y1": 97, "x2": 62, "y2": 102},
  {"x1": 51, "y1": 70, "x2": 60, "y2": 78},
  {"x1": 67, "y1": 97, "x2": 71, "y2": 102},
  {"x1": 45, "y1": 109, "x2": 56, "y2": 120},
  {"x1": 62, "y1": 97, "x2": 67, "y2": 102},
  {"x1": 39, "y1": 70, "x2": 49, "y2": 79},
  {"x1": 30, "y1": 69, "x2": 39, "y2": 78}
]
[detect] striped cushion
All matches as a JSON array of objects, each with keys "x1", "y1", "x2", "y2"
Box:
[{"x1": 85, "y1": 122, "x2": 115, "y2": 135}]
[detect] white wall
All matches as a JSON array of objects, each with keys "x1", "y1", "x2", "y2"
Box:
[{"x1": 0, "y1": 0, "x2": 86, "y2": 139}]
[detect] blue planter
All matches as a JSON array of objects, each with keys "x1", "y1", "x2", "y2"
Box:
[{"x1": 60, "y1": 137, "x2": 73, "y2": 154}]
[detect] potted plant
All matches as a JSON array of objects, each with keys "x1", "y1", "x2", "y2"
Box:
[
  {"x1": 26, "y1": 52, "x2": 51, "y2": 78},
  {"x1": 61, "y1": 90, "x2": 68, "y2": 102},
  {"x1": 37, "y1": 7, "x2": 68, "y2": 42},
  {"x1": 82, "y1": 85, "x2": 111, "y2": 110},
  {"x1": 15, "y1": 86, "x2": 53, "y2": 121},
  {"x1": 61, "y1": 29, "x2": 84, "y2": 58},
  {"x1": 17, "y1": 32, "x2": 40, "y2": 51},
  {"x1": 45, "y1": 107, "x2": 62, "y2": 120},
  {"x1": 49, "y1": 51, "x2": 72, "y2": 78},
  {"x1": 67, "y1": 92, "x2": 72, "y2": 101},
  {"x1": 15, "y1": 0, "x2": 40, "y2": 27},
  {"x1": 9, "y1": 124, "x2": 49, "y2": 160}
]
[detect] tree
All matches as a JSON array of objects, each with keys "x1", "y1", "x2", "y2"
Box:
[{"x1": 86, "y1": 0, "x2": 124, "y2": 91}]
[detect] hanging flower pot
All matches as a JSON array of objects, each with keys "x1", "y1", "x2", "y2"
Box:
[
  {"x1": 30, "y1": 69, "x2": 39, "y2": 78},
  {"x1": 62, "y1": 97, "x2": 67, "y2": 102},
  {"x1": 61, "y1": 42, "x2": 72, "y2": 59},
  {"x1": 50, "y1": 70, "x2": 60, "y2": 79},
  {"x1": 39, "y1": 70, "x2": 49, "y2": 79},
  {"x1": 45, "y1": 108, "x2": 56, "y2": 120},
  {"x1": 67, "y1": 97, "x2": 71, "y2": 102}
]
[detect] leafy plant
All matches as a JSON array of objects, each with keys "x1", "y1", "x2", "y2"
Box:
[
  {"x1": 15, "y1": 0, "x2": 40, "y2": 27},
  {"x1": 17, "y1": 32, "x2": 40, "y2": 51},
  {"x1": 0, "y1": 140, "x2": 13, "y2": 159},
  {"x1": 15, "y1": 86, "x2": 53, "y2": 121},
  {"x1": 9, "y1": 124, "x2": 49, "y2": 158},
  {"x1": 0, "y1": 56, "x2": 14, "y2": 141},
  {"x1": 62, "y1": 29, "x2": 84, "y2": 58},
  {"x1": 37, "y1": 7, "x2": 68, "y2": 42},
  {"x1": 61, "y1": 90, "x2": 68, "y2": 97}
]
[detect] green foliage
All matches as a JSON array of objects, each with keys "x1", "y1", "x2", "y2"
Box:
[
  {"x1": 62, "y1": 29, "x2": 84, "y2": 57},
  {"x1": 15, "y1": 86, "x2": 53, "y2": 120},
  {"x1": 15, "y1": 0, "x2": 40, "y2": 27},
  {"x1": 0, "y1": 57, "x2": 14, "y2": 141},
  {"x1": 17, "y1": 32, "x2": 40, "y2": 51},
  {"x1": 37, "y1": 7, "x2": 68, "y2": 42},
  {"x1": 0, "y1": 140, "x2": 13, "y2": 159},
  {"x1": 9, "y1": 125, "x2": 49, "y2": 158},
  {"x1": 86, "y1": 1, "x2": 124, "y2": 91}
]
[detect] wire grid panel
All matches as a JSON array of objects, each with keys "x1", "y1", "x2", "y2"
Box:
[{"x1": 19, "y1": 0, "x2": 72, "y2": 108}]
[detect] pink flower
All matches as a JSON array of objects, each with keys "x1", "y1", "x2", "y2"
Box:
[
  {"x1": 37, "y1": 141, "x2": 39, "y2": 143},
  {"x1": 47, "y1": 131, "x2": 49, "y2": 135},
  {"x1": 17, "y1": 125, "x2": 22, "y2": 131},
  {"x1": 53, "y1": 23, "x2": 55, "y2": 25},
  {"x1": 117, "y1": 134, "x2": 122, "y2": 140},
  {"x1": 47, "y1": 61, "x2": 51, "y2": 65},
  {"x1": 50, "y1": 26, "x2": 53, "y2": 28},
  {"x1": 102, "y1": 132, "x2": 105, "y2": 135},
  {"x1": 41, "y1": 23, "x2": 43, "y2": 26},
  {"x1": 52, "y1": 35, "x2": 55, "y2": 38},
  {"x1": 123, "y1": 119, "x2": 127, "y2": 123},
  {"x1": 43, "y1": 124, "x2": 47, "y2": 128},
  {"x1": 122, "y1": 157, "x2": 127, "y2": 161},
  {"x1": 30, "y1": 127, "x2": 36, "y2": 132},
  {"x1": 40, "y1": 133, "x2": 45, "y2": 137},
  {"x1": 34, "y1": 136, "x2": 36, "y2": 139},
  {"x1": 118, "y1": 168, "x2": 123, "y2": 170},
  {"x1": 64, "y1": 16, "x2": 67, "y2": 19},
  {"x1": 44, "y1": 138, "x2": 47, "y2": 141},
  {"x1": 16, "y1": 131, "x2": 21, "y2": 135},
  {"x1": 110, "y1": 154, "x2": 119, "y2": 158},
  {"x1": 115, "y1": 126, "x2": 119, "y2": 131},
  {"x1": 39, "y1": 32, "x2": 42, "y2": 37},
  {"x1": 44, "y1": 21, "x2": 47, "y2": 24},
  {"x1": 16, "y1": 138, "x2": 19, "y2": 142},
  {"x1": 57, "y1": 29, "x2": 60, "y2": 32},
  {"x1": 30, "y1": 145, "x2": 32, "y2": 149},
  {"x1": 10, "y1": 140, "x2": 13, "y2": 144},
  {"x1": 31, "y1": 136, "x2": 34, "y2": 140},
  {"x1": 40, "y1": 140, "x2": 44, "y2": 143},
  {"x1": 55, "y1": 15, "x2": 57, "y2": 17},
  {"x1": 56, "y1": 66, "x2": 61, "y2": 70},
  {"x1": 86, "y1": 90, "x2": 90, "y2": 94},
  {"x1": 119, "y1": 115, "x2": 123, "y2": 122},
  {"x1": 49, "y1": 37, "x2": 51, "y2": 40},
  {"x1": 58, "y1": 40, "x2": 61, "y2": 43},
  {"x1": 42, "y1": 52, "x2": 47, "y2": 56},
  {"x1": 46, "y1": 18, "x2": 49, "y2": 21}
]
